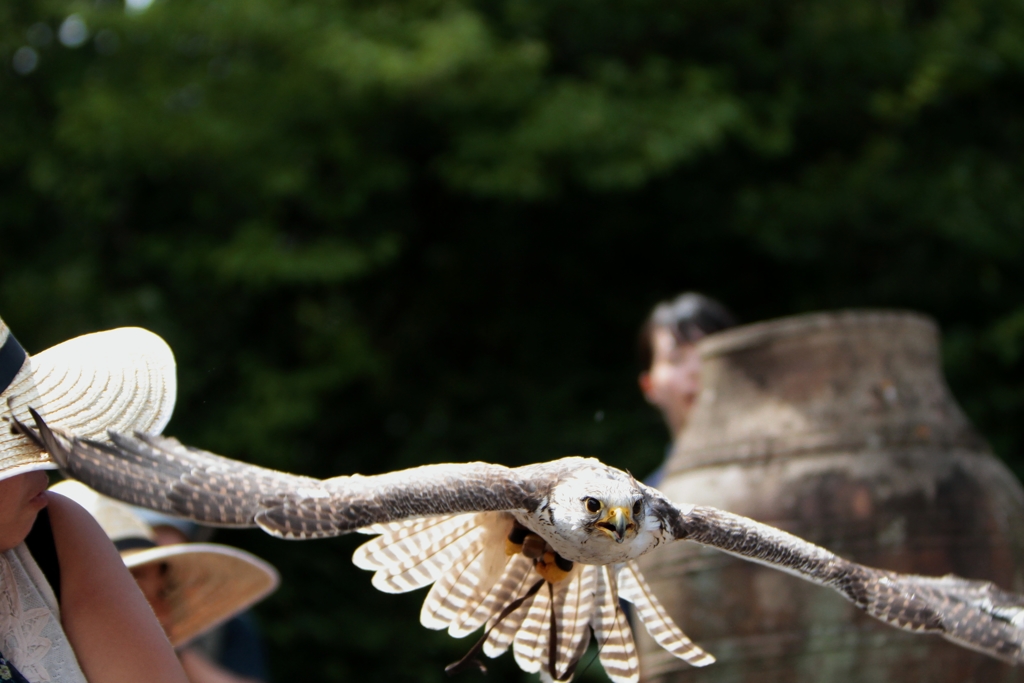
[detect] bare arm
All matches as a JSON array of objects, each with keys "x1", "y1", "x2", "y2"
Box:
[{"x1": 47, "y1": 492, "x2": 190, "y2": 683}]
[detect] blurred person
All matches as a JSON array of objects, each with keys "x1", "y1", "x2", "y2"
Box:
[
  {"x1": 138, "y1": 510, "x2": 275, "y2": 683},
  {"x1": 637, "y1": 292, "x2": 737, "y2": 486},
  {"x1": 50, "y1": 481, "x2": 279, "y2": 683},
  {"x1": 0, "y1": 316, "x2": 188, "y2": 682}
]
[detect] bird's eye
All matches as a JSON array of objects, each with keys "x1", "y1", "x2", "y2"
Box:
[
  {"x1": 584, "y1": 497, "x2": 602, "y2": 513},
  {"x1": 633, "y1": 499, "x2": 643, "y2": 516}
]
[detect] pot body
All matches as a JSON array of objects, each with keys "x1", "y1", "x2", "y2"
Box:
[{"x1": 637, "y1": 311, "x2": 1024, "y2": 683}]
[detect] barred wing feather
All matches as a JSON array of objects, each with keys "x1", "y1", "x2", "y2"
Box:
[
  {"x1": 514, "y1": 578, "x2": 554, "y2": 673},
  {"x1": 551, "y1": 566, "x2": 596, "y2": 679},
  {"x1": 591, "y1": 565, "x2": 640, "y2": 683},
  {"x1": 482, "y1": 555, "x2": 539, "y2": 658},
  {"x1": 420, "y1": 534, "x2": 491, "y2": 630},
  {"x1": 421, "y1": 514, "x2": 515, "y2": 632},
  {"x1": 355, "y1": 514, "x2": 480, "y2": 593},
  {"x1": 450, "y1": 548, "x2": 528, "y2": 637},
  {"x1": 617, "y1": 561, "x2": 715, "y2": 667}
]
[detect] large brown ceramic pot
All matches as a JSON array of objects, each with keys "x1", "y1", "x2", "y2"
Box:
[{"x1": 636, "y1": 310, "x2": 1024, "y2": 683}]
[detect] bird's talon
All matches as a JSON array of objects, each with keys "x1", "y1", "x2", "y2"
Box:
[
  {"x1": 522, "y1": 534, "x2": 546, "y2": 560},
  {"x1": 535, "y1": 550, "x2": 573, "y2": 583},
  {"x1": 506, "y1": 522, "x2": 532, "y2": 556}
]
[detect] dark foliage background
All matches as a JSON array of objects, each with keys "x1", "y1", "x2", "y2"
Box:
[{"x1": 3, "y1": 0, "x2": 1024, "y2": 680}]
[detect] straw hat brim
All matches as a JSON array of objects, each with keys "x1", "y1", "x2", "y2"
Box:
[
  {"x1": 0, "y1": 327, "x2": 176, "y2": 481},
  {"x1": 123, "y1": 543, "x2": 280, "y2": 647}
]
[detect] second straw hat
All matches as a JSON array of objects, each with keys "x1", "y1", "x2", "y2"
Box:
[{"x1": 51, "y1": 480, "x2": 280, "y2": 647}]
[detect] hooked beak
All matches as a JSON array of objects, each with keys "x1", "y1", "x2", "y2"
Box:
[{"x1": 597, "y1": 506, "x2": 632, "y2": 543}]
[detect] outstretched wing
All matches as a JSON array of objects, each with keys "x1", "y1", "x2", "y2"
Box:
[
  {"x1": 881, "y1": 574, "x2": 1024, "y2": 660},
  {"x1": 901, "y1": 574, "x2": 1024, "y2": 626},
  {"x1": 650, "y1": 492, "x2": 1024, "y2": 665},
  {"x1": 15, "y1": 409, "x2": 555, "y2": 539},
  {"x1": 254, "y1": 458, "x2": 554, "y2": 540},
  {"x1": 17, "y1": 408, "x2": 329, "y2": 525},
  {"x1": 17, "y1": 411, "x2": 1024, "y2": 671}
]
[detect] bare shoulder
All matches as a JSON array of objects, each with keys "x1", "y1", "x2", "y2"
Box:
[
  {"x1": 46, "y1": 489, "x2": 131, "y2": 592},
  {"x1": 45, "y1": 489, "x2": 189, "y2": 683},
  {"x1": 46, "y1": 489, "x2": 111, "y2": 556}
]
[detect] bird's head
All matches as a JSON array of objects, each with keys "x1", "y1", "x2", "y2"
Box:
[{"x1": 540, "y1": 461, "x2": 656, "y2": 562}]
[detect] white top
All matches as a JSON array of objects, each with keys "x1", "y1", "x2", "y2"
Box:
[{"x1": 0, "y1": 544, "x2": 88, "y2": 682}]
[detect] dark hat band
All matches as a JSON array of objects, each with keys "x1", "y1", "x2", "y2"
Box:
[
  {"x1": 0, "y1": 332, "x2": 27, "y2": 396},
  {"x1": 114, "y1": 537, "x2": 158, "y2": 552}
]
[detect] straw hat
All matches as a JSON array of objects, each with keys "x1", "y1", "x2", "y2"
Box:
[
  {"x1": 51, "y1": 480, "x2": 280, "y2": 647},
  {"x1": 0, "y1": 316, "x2": 177, "y2": 481}
]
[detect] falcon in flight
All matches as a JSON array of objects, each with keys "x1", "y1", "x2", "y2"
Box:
[{"x1": 12, "y1": 409, "x2": 1024, "y2": 682}]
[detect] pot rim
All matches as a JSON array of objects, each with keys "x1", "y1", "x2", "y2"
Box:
[{"x1": 697, "y1": 309, "x2": 938, "y2": 360}]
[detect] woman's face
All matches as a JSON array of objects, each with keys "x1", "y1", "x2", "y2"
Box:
[
  {"x1": 130, "y1": 562, "x2": 173, "y2": 630},
  {"x1": 0, "y1": 470, "x2": 50, "y2": 551},
  {"x1": 639, "y1": 327, "x2": 703, "y2": 437}
]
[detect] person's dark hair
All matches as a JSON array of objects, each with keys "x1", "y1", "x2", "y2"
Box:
[{"x1": 638, "y1": 292, "x2": 737, "y2": 370}]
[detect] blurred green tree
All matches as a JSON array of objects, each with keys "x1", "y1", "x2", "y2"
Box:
[{"x1": 3, "y1": 0, "x2": 1024, "y2": 680}]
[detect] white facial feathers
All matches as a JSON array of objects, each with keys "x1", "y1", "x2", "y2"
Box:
[{"x1": 520, "y1": 464, "x2": 664, "y2": 566}]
